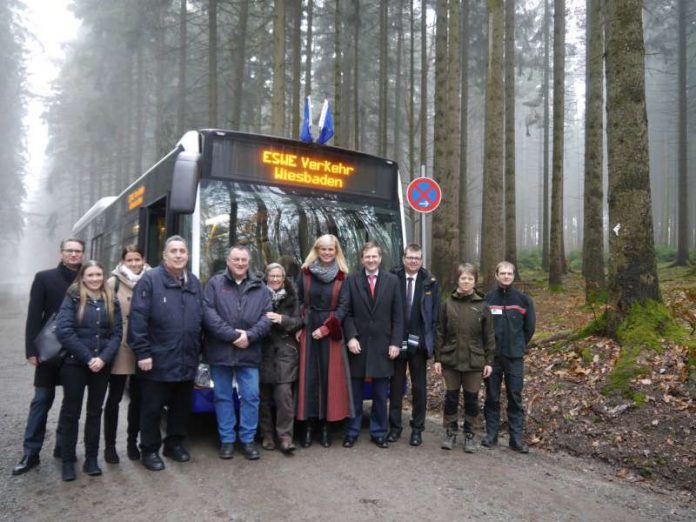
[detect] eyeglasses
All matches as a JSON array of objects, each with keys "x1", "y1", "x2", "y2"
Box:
[
  {"x1": 404, "y1": 256, "x2": 422, "y2": 261},
  {"x1": 62, "y1": 249, "x2": 84, "y2": 254},
  {"x1": 267, "y1": 274, "x2": 285, "y2": 279}
]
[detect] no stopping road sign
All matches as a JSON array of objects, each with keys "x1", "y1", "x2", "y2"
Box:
[{"x1": 406, "y1": 178, "x2": 442, "y2": 214}]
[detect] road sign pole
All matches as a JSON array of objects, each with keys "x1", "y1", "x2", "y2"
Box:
[{"x1": 420, "y1": 164, "x2": 427, "y2": 269}]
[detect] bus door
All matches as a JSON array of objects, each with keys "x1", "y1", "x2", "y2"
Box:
[{"x1": 140, "y1": 197, "x2": 168, "y2": 265}]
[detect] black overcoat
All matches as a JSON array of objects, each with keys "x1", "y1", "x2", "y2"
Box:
[{"x1": 340, "y1": 270, "x2": 404, "y2": 379}]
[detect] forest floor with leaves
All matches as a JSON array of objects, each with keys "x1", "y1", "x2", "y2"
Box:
[{"x1": 425, "y1": 264, "x2": 696, "y2": 496}]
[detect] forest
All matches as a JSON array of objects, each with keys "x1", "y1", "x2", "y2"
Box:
[{"x1": 1, "y1": 0, "x2": 695, "y2": 490}]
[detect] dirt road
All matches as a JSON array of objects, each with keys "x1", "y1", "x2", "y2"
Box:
[{"x1": 1, "y1": 285, "x2": 693, "y2": 522}]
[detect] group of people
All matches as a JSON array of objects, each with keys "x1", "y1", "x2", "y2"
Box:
[{"x1": 12, "y1": 233, "x2": 536, "y2": 482}]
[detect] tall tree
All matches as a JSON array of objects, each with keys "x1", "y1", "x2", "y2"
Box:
[
  {"x1": 208, "y1": 0, "x2": 218, "y2": 126},
  {"x1": 352, "y1": 0, "x2": 360, "y2": 149},
  {"x1": 272, "y1": 0, "x2": 286, "y2": 135},
  {"x1": 458, "y1": 0, "x2": 470, "y2": 261},
  {"x1": 582, "y1": 0, "x2": 606, "y2": 300},
  {"x1": 333, "y1": 0, "x2": 342, "y2": 145},
  {"x1": 504, "y1": 0, "x2": 517, "y2": 272},
  {"x1": 480, "y1": 0, "x2": 505, "y2": 288},
  {"x1": 392, "y1": 0, "x2": 405, "y2": 162},
  {"x1": 229, "y1": 0, "x2": 249, "y2": 130},
  {"x1": 176, "y1": 0, "x2": 187, "y2": 135},
  {"x1": 674, "y1": 0, "x2": 689, "y2": 265},
  {"x1": 291, "y1": 0, "x2": 302, "y2": 139},
  {"x1": 549, "y1": 0, "x2": 565, "y2": 287},
  {"x1": 378, "y1": 1, "x2": 389, "y2": 156},
  {"x1": 541, "y1": 0, "x2": 551, "y2": 270},
  {"x1": 605, "y1": 0, "x2": 661, "y2": 325},
  {"x1": 305, "y1": 0, "x2": 313, "y2": 98}
]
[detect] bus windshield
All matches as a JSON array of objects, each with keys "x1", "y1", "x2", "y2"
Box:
[{"x1": 199, "y1": 178, "x2": 403, "y2": 284}]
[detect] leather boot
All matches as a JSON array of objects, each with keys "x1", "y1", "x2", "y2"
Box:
[
  {"x1": 82, "y1": 456, "x2": 102, "y2": 476},
  {"x1": 104, "y1": 445, "x2": 120, "y2": 464},
  {"x1": 300, "y1": 421, "x2": 313, "y2": 448},
  {"x1": 319, "y1": 421, "x2": 331, "y2": 448},
  {"x1": 127, "y1": 439, "x2": 140, "y2": 461},
  {"x1": 62, "y1": 461, "x2": 76, "y2": 482}
]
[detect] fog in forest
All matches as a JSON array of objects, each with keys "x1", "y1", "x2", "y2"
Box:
[{"x1": 1, "y1": 0, "x2": 694, "y2": 291}]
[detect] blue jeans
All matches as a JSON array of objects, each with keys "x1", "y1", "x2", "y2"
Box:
[
  {"x1": 22, "y1": 386, "x2": 62, "y2": 456},
  {"x1": 211, "y1": 365, "x2": 259, "y2": 444}
]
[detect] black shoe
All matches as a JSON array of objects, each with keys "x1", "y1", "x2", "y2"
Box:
[
  {"x1": 279, "y1": 437, "x2": 296, "y2": 454},
  {"x1": 127, "y1": 441, "x2": 140, "y2": 461},
  {"x1": 342, "y1": 435, "x2": 357, "y2": 448},
  {"x1": 141, "y1": 452, "x2": 165, "y2": 471},
  {"x1": 509, "y1": 440, "x2": 529, "y2": 454},
  {"x1": 481, "y1": 434, "x2": 498, "y2": 448},
  {"x1": 61, "y1": 461, "x2": 76, "y2": 482},
  {"x1": 300, "y1": 427, "x2": 313, "y2": 448},
  {"x1": 219, "y1": 443, "x2": 235, "y2": 460},
  {"x1": 83, "y1": 457, "x2": 102, "y2": 476},
  {"x1": 386, "y1": 429, "x2": 401, "y2": 443},
  {"x1": 370, "y1": 436, "x2": 389, "y2": 448},
  {"x1": 104, "y1": 445, "x2": 119, "y2": 464},
  {"x1": 241, "y1": 442, "x2": 260, "y2": 461},
  {"x1": 163, "y1": 444, "x2": 190, "y2": 462},
  {"x1": 53, "y1": 446, "x2": 62, "y2": 459},
  {"x1": 319, "y1": 425, "x2": 331, "y2": 448},
  {"x1": 409, "y1": 430, "x2": 423, "y2": 447},
  {"x1": 12, "y1": 454, "x2": 40, "y2": 476}
]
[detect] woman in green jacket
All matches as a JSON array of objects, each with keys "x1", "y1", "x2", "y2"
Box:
[{"x1": 434, "y1": 263, "x2": 495, "y2": 453}]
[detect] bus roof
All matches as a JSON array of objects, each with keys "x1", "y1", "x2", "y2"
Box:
[{"x1": 71, "y1": 196, "x2": 118, "y2": 234}]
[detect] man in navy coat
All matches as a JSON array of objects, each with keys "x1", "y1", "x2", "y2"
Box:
[{"x1": 340, "y1": 242, "x2": 403, "y2": 448}]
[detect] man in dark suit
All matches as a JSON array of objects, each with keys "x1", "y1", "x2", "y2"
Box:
[
  {"x1": 340, "y1": 242, "x2": 403, "y2": 448},
  {"x1": 388, "y1": 243, "x2": 440, "y2": 446},
  {"x1": 12, "y1": 238, "x2": 84, "y2": 476}
]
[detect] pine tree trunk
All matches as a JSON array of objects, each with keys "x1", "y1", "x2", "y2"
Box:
[
  {"x1": 392, "y1": 0, "x2": 405, "y2": 162},
  {"x1": 230, "y1": 0, "x2": 249, "y2": 131},
  {"x1": 352, "y1": 0, "x2": 360, "y2": 149},
  {"x1": 674, "y1": 0, "x2": 689, "y2": 265},
  {"x1": 549, "y1": 0, "x2": 565, "y2": 287},
  {"x1": 305, "y1": 0, "x2": 313, "y2": 98},
  {"x1": 504, "y1": 0, "x2": 517, "y2": 273},
  {"x1": 541, "y1": 0, "x2": 550, "y2": 271},
  {"x1": 605, "y1": 0, "x2": 661, "y2": 324},
  {"x1": 333, "y1": 0, "x2": 342, "y2": 146},
  {"x1": 208, "y1": 0, "x2": 218, "y2": 127},
  {"x1": 480, "y1": 0, "x2": 505, "y2": 288},
  {"x1": 378, "y1": 1, "x2": 389, "y2": 156},
  {"x1": 291, "y1": 0, "x2": 302, "y2": 139},
  {"x1": 582, "y1": 0, "x2": 606, "y2": 300},
  {"x1": 134, "y1": 30, "x2": 145, "y2": 176},
  {"x1": 459, "y1": 0, "x2": 470, "y2": 261},
  {"x1": 272, "y1": 0, "x2": 286, "y2": 135},
  {"x1": 177, "y1": 0, "x2": 187, "y2": 136}
]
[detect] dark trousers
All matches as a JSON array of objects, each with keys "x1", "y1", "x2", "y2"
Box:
[
  {"x1": 22, "y1": 386, "x2": 63, "y2": 456},
  {"x1": 484, "y1": 356, "x2": 525, "y2": 441},
  {"x1": 346, "y1": 377, "x2": 389, "y2": 438},
  {"x1": 259, "y1": 382, "x2": 294, "y2": 439},
  {"x1": 59, "y1": 364, "x2": 110, "y2": 462},
  {"x1": 388, "y1": 349, "x2": 428, "y2": 432},
  {"x1": 139, "y1": 379, "x2": 193, "y2": 453},
  {"x1": 103, "y1": 374, "x2": 141, "y2": 446}
]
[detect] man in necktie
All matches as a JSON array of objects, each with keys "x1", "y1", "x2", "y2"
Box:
[
  {"x1": 339, "y1": 242, "x2": 403, "y2": 448},
  {"x1": 387, "y1": 243, "x2": 440, "y2": 446}
]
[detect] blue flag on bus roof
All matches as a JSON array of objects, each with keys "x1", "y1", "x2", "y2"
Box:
[
  {"x1": 316, "y1": 100, "x2": 334, "y2": 145},
  {"x1": 300, "y1": 96, "x2": 313, "y2": 143}
]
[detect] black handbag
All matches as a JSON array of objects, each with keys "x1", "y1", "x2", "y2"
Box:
[{"x1": 34, "y1": 314, "x2": 66, "y2": 365}]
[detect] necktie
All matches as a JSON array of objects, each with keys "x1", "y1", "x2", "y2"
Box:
[
  {"x1": 368, "y1": 274, "x2": 376, "y2": 297},
  {"x1": 406, "y1": 277, "x2": 414, "y2": 318}
]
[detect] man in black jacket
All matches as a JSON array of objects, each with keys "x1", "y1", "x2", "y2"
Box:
[
  {"x1": 12, "y1": 238, "x2": 83, "y2": 476},
  {"x1": 483, "y1": 261, "x2": 536, "y2": 453},
  {"x1": 387, "y1": 243, "x2": 440, "y2": 446}
]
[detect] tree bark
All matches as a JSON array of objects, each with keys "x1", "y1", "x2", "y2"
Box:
[
  {"x1": 605, "y1": 0, "x2": 661, "y2": 324},
  {"x1": 208, "y1": 0, "x2": 218, "y2": 127},
  {"x1": 582, "y1": 0, "x2": 606, "y2": 300},
  {"x1": 229, "y1": 0, "x2": 249, "y2": 131},
  {"x1": 480, "y1": 0, "x2": 505, "y2": 288},
  {"x1": 333, "y1": 0, "x2": 342, "y2": 146},
  {"x1": 291, "y1": 0, "x2": 302, "y2": 139},
  {"x1": 458, "y1": 0, "x2": 470, "y2": 261},
  {"x1": 504, "y1": 0, "x2": 517, "y2": 273},
  {"x1": 378, "y1": 1, "x2": 389, "y2": 156},
  {"x1": 272, "y1": 0, "x2": 286, "y2": 136},
  {"x1": 305, "y1": 0, "x2": 313, "y2": 98},
  {"x1": 541, "y1": 0, "x2": 550, "y2": 271},
  {"x1": 549, "y1": 0, "x2": 565, "y2": 287},
  {"x1": 177, "y1": 0, "x2": 187, "y2": 136},
  {"x1": 392, "y1": 0, "x2": 405, "y2": 162},
  {"x1": 674, "y1": 0, "x2": 689, "y2": 265},
  {"x1": 352, "y1": 0, "x2": 360, "y2": 149}
]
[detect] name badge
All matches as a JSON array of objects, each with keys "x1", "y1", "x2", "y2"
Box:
[{"x1": 491, "y1": 308, "x2": 503, "y2": 315}]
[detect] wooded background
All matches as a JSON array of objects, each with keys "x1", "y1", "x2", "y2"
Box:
[{"x1": 2, "y1": 0, "x2": 695, "y2": 303}]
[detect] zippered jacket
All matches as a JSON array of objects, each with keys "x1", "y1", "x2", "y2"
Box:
[{"x1": 484, "y1": 285, "x2": 536, "y2": 359}]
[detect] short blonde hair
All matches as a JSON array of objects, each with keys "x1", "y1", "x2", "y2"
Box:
[{"x1": 301, "y1": 234, "x2": 349, "y2": 273}]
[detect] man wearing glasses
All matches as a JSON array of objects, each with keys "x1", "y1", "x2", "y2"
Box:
[
  {"x1": 387, "y1": 243, "x2": 440, "y2": 446},
  {"x1": 13, "y1": 238, "x2": 84, "y2": 475}
]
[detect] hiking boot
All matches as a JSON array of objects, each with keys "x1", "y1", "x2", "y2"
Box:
[
  {"x1": 441, "y1": 429, "x2": 457, "y2": 450},
  {"x1": 463, "y1": 433, "x2": 476, "y2": 453}
]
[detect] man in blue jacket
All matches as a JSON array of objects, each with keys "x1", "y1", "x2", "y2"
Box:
[
  {"x1": 483, "y1": 261, "x2": 536, "y2": 453},
  {"x1": 387, "y1": 243, "x2": 439, "y2": 446},
  {"x1": 128, "y1": 235, "x2": 203, "y2": 471},
  {"x1": 203, "y1": 245, "x2": 272, "y2": 460}
]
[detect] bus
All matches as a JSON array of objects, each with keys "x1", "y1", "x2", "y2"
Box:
[{"x1": 72, "y1": 129, "x2": 406, "y2": 411}]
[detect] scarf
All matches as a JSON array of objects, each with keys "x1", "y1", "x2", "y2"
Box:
[
  {"x1": 269, "y1": 287, "x2": 287, "y2": 305},
  {"x1": 308, "y1": 260, "x2": 339, "y2": 283},
  {"x1": 114, "y1": 262, "x2": 151, "y2": 288}
]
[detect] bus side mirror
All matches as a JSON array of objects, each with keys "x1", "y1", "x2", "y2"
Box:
[{"x1": 170, "y1": 151, "x2": 201, "y2": 213}]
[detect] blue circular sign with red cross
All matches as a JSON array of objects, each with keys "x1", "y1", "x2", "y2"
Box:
[{"x1": 406, "y1": 177, "x2": 442, "y2": 214}]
